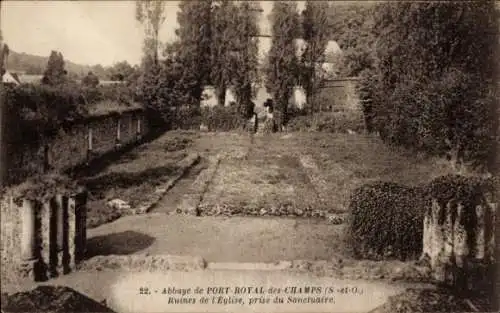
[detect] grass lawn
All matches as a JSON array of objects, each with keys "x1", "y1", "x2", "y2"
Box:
[
  {"x1": 191, "y1": 131, "x2": 454, "y2": 212},
  {"x1": 80, "y1": 129, "x2": 454, "y2": 227},
  {"x1": 201, "y1": 154, "x2": 323, "y2": 210},
  {"x1": 80, "y1": 132, "x2": 196, "y2": 228}
]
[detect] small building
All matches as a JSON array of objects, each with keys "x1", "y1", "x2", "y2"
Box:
[{"x1": 2, "y1": 71, "x2": 21, "y2": 86}]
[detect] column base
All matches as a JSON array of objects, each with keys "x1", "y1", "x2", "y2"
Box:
[{"x1": 18, "y1": 259, "x2": 39, "y2": 280}]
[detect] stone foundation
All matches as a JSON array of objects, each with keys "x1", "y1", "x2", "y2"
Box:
[
  {"x1": 422, "y1": 189, "x2": 496, "y2": 292},
  {"x1": 1, "y1": 192, "x2": 87, "y2": 281}
]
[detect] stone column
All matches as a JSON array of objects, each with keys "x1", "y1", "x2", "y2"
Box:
[
  {"x1": 21, "y1": 199, "x2": 37, "y2": 261},
  {"x1": 20, "y1": 198, "x2": 38, "y2": 279},
  {"x1": 422, "y1": 206, "x2": 432, "y2": 260},
  {"x1": 423, "y1": 196, "x2": 496, "y2": 292},
  {"x1": 87, "y1": 124, "x2": 93, "y2": 163},
  {"x1": 55, "y1": 194, "x2": 66, "y2": 274},
  {"x1": 40, "y1": 199, "x2": 52, "y2": 277},
  {"x1": 116, "y1": 117, "x2": 121, "y2": 147},
  {"x1": 137, "y1": 115, "x2": 142, "y2": 139},
  {"x1": 453, "y1": 204, "x2": 468, "y2": 267},
  {"x1": 67, "y1": 196, "x2": 76, "y2": 271},
  {"x1": 73, "y1": 192, "x2": 87, "y2": 263}
]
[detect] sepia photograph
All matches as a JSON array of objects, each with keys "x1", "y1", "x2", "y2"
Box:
[{"x1": 0, "y1": 1, "x2": 498, "y2": 312}]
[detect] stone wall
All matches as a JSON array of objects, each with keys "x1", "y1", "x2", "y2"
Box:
[
  {"x1": 0, "y1": 191, "x2": 87, "y2": 281},
  {"x1": 421, "y1": 178, "x2": 497, "y2": 293},
  {"x1": 315, "y1": 78, "x2": 361, "y2": 112},
  {"x1": 4, "y1": 109, "x2": 148, "y2": 185}
]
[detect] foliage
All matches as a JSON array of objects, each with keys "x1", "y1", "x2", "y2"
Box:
[
  {"x1": 2, "y1": 286, "x2": 114, "y2": 313},
  {"x1": 287, "y1": 111, "x2": 365, "y2": 133},
  {"x1": 347, "y1": 173, "x2": 497, "y2": 261},
  {"x1": 135, "y1": 0, "x2": 166, "y2": 66},
  {"x1": 426, "y1": 174, "x2": 496, "y2": 210},
  {"x1": 41, "y1": 50, "x2": 67, "y2": 86},
  {"x1": 230, "y1": 1, "x2": 261, "y2": 118},
  {"x1": 168, "y1": 106, "x2": 202, "y2": 130},
  {"x1": 3, "y1": 82, "x2": 140, "y2": 146},
  {"x1": 1, "y1": 36, "x2": 9, "y2": 76},
  {"x1": 370, "y1": 288, "x2": 494, "y2": 313},
  {"x1": 346, "y1": 181, "x2": 426, "y2": 261},
  {"x1": 107, "y1": 61, "x2": 137, "y2": 82},
  {"x1": 200, "y1": 106, "x2": 245, "y2": 132},
  {"x1": 81, "y1": 71, "x2": 100, "y2": 88},
  {"x1": 326, "y1": 3, "x2": 378, "y2": 77},
  {"x1": 174, "y1": 0, "x2": 213, "y2": 102},
  {"x1": 209, "y1": 0, "x2": 240, "y2": 105},
  {"x1": 363, "y1": 1, "x2": 499, "y2": 172},
  {"x1": 265, "y1": 1, "x2": 300, "y2": 129},
  {"x1": 4, "y1": 83, "x2": 84, "y2": 143},
  {"x1": 2, "y1": 173, "x2": 83, "y2": 202},
  {"x1": 136, "y1": 55, "x2": 198, "y2": 129},
  {"x1": 300, "y1": 1, "x2": 330, "y2": 112}
]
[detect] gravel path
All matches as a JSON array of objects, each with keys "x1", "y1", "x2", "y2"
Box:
[
  {"x1": 85, "y1": 213, "x2": 345, "y2": 262},
  {"x1": 151, "y1": 159, "x2": 208, "y2": 214}
]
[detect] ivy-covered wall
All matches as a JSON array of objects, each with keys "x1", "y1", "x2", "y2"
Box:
[{"x1": 4, "y1": 110, "x2": 148, "y2": 186}]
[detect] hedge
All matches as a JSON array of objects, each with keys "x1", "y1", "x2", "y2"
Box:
[
  {"x1": 346, "y1": 174, "x2": 497, "y2": 261},
  {"x1": 287, "y1": 111, "x2": 365, "y2": 133},
  {"x1": 346, "y1": 181, "x2": 426, "y2": 260},
  {"x1": 198, "y1": 106, "x2": 246, "y2": 132}
]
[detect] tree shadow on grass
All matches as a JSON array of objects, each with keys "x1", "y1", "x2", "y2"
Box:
[
  {"x1": 85, "y1": 231, "x2": 155, "y2": 259},
  {"x1": 80, "y1": 165, "x2": 180, "y2": 199}
]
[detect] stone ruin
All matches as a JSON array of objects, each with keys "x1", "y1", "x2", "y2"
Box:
[
  {"x1": 421, "y1": 176, "x2": 497, "y2": 294},
  {"x1": 1, "y1": 178, "x2": 87, "y2": 281}
]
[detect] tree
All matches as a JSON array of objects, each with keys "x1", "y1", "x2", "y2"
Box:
[
  {"x1": 81, "y1": 71, "x2": 99, "y2": 87},
  {"x1": 174, "y1": 0, "x2": 213, "y2": 103},
  {"x1": 231, "y1": 1, "x2": 261, "y2": 118},
  {"x1": 42, "y1": 51, "x2": 67, "y2": 86},
  {"x1": 265, "y1": 1, "x2": 300, "y2": 129},
  {"x1": 0, "y1": 27, "x2": 8, "y2": 186},
  {"x1": 136, "y1": 1, "x2": 166, "y2": 67},
  {"x1": 108, "y1": 61, "x2": 135, "y2": 81},
  {"x1": 0, "y1": 29, "x2": 7, "y2": 75},
  {"x1": 301, "y1": 1, "x2": 330, "y2": 112},
  {"x1": 210, "y1": 0, "x2": 239, "y2": 106},
  {"x1": 366, "y1": 1, "x2": 499, "y2": 172},
  {"x1": 327, "y1": 3, "x2": 377, "y2": 77}
]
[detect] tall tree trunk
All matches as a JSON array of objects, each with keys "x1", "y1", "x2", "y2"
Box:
[
  {"x1": 218, "y1": 86, "x2": 226, "y2": 106},
  {"x1": 0, "y1": 79, "x2": 5, "y2": 187},
  {"x1": 0, "y1": 34, "x2": 7, "y2": 186}
]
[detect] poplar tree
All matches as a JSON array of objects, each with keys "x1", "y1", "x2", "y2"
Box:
[
  {"x1": 175, "y1": 0, "x2": 213, "y2": 103},
  {"x1": 301, "y1": 1, "x2": 330, "y2": 112},
  {"x1": 265, "y1": 1, "x2": 300, "y2": 128},
  {"x1": 42, "y1": 51, "x2": 67, "y2": 86},
  {"x1": 231, "y1": 1, "x2": 260, "y2": 117},
  {"x1": 136, "y1": 1, "x2": 166, "y2": 67}
]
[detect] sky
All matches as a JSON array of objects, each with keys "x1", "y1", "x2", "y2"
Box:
[{"x1": 1, "y1": 1, "x2": 308, "y2": 67}]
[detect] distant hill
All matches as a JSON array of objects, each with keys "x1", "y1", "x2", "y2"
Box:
[{"x1": 6, "y1": 50, "x2": 109, "y2": 79}]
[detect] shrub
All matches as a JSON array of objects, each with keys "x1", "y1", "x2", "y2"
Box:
[
  {"x1": 286, "y1": 111, "x2": 365, "y2": 133},
  {"x1": 4, "y1": 83, "x2": 87, "y2": 146},
  {"x1": 168, "y1": 106, "x2": 202, "y2": 130},
  {"x1": 346, "y1": 181, "x2": 426, "y2": 260},
  {"x1": 200, "y1": 106, "x2": 245, "y2": 132},
  {"x1": 286, "y1": 115, "x2": 313, "y2": 132}
]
